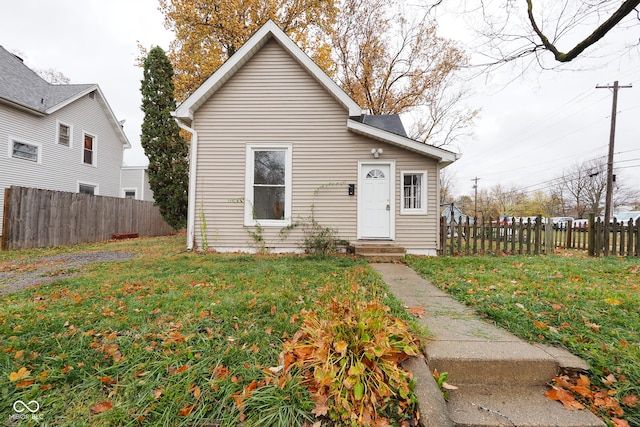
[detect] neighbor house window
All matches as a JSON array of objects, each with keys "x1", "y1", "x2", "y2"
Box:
[
  {"x1": 10, "y1": 139, "x2": 40, "y2": 163},
  {"x1": 78, "y1": 183, "x2": 97, "y2": 195},
  {"x1": 124, "y1": 190, "x2": 136, "y2": 199},
  {"x1": 244, "y1": 144, "x2": 292, "y2": 225},
  {"x1": 83, "y1": 133, "x2": 95, "y2": 165},
  {"x1": 401, "y1": 171, "x2": 427, "y2": 214},
  {"x1": 58, "y1": 122, "x2": 71, "y2": 146}
]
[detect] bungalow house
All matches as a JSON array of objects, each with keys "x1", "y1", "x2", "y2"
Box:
[
  {"x1": 173, "y1": 21, "x2": 460, "y2": 255},
  {"x1": 0, "y1": 45, "x2": 138, "y2": 235}
]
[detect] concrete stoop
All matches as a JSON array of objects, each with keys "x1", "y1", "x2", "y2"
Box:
[
  {"x1": 352, "y1": 243, "x2": 405, "y2": 262},
  {"x1": 370, "y1": 263, "x2": 606, "y2": 427}
]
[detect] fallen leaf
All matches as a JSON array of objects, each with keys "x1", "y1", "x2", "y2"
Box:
[
  {"x1": 407, "y1": 307, "x2": 426, "y2": 318},
  {"x1": 622, "y1": 394, "x2": 639, "y2": 407},
  {"x1": 534, "y1": 320, "x2": 548, "y2": 330},
  {"x1": 153, "y1": 387, "x2": 164, "y2": 399},
  {"x1": 9, "y1": 367, "x2": 30, "y2": 382},
  {"x1": 193, "y1": 385, "x2": 201, "y2": 399},
  {"x1": 602, "y1": 373, "x2": 617, "y2": 386},
  {"x1": 91, "y1": 401, "x2": 113, "y2": 414},
  {"x1": 545, "y1": 386, "x2": 585, "y2": 410},
  {"x1": 604, "y1": 298, "x2": 622, "y2": 306},
  {"x1": 611, "y1": 418, "x2": 630, "y2": 427},
  {"x1": 178, "y1": 403, "x2": 197, "y2": 416},
  {"x1": 15, "y1": 379, "x2": 35, "y2": 388}
]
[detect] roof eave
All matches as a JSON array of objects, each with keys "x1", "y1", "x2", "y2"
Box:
[
  {"x1": 0, "y1": 97, "x2": 46, "y2": 116},
  {"x1": 346, "y1": 119, "x2": 461, "y2": 166}
]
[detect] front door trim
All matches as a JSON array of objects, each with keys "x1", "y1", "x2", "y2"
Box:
[{"x1": 357, "y1": 160, "x2": 395, "y2": 240}]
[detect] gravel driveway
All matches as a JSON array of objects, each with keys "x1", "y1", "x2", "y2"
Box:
[{"x1": 0, "y1": 251, "x2": 136, "y2": 294}]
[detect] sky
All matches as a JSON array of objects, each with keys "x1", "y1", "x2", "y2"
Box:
[{"x1": 1, "y1": 0, "x2": 638, "y2": 203}]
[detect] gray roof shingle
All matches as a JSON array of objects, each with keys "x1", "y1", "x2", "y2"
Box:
[
  {"x1": 0, "y1": 45, "x2": 94, "y2": 113},
  {"x1": 349, "y1": 114, "x2": 408, "y2": 137}
]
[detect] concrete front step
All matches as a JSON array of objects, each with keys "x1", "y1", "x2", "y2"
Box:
[
  {"x1": 353, "y1": 243, "x2": 405, "y2": 261},
  {"x1": 426, "y1": 341, "x2": 559, "y2": 386},
  {"x1": 447, "y1": 385, "x2": 604, "y2": 427}
]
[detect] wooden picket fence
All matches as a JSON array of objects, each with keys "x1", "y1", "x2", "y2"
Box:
[
  {"x1": 2, "y1": 186, "x2": 175, "y2": 250},
  {"x1": 440, "y1": 215, "x2": 639, "y2": 257}
]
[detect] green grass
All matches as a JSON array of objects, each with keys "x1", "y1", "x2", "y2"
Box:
[
  {"x1": 407, "y1": 252, "x2": 640, "y2": 425},
  {"x1": 0, "y1": 235, "x2": 417, "y2": 426}
]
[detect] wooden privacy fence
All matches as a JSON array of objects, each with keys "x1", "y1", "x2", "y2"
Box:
[
  {"x1": 2, "y1": 186, "x2": 175, "y2": 250},
  {"x1": 440, "y1": 215, "x2": 639, "y2": 257}
]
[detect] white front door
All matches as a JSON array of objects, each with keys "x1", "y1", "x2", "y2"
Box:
[{"x1": 360, "y1": 163, "x2": 392, "y2": 239}]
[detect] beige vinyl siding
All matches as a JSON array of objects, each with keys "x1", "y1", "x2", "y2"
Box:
[{"x1": 192, "y1": 38, "x2": 439, "y2": 252}]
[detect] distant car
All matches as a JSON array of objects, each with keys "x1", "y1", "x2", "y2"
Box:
[
  {"x1": 613, "y1": 211, "x2": 640, "y2": 225},
  {"x1": 573, "y1": 219, "x2": 589, "y2": 229},
  {"x1": 551, "y1": 216, "x2": 574, "y2": 228}
]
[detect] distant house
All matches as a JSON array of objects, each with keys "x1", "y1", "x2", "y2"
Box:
[
  {"x1": 173, "y1": 21, "x2": 460, "y2": 255},
  {"x1": 0, "y1": 45, "x2": 142, "y2": 235},
  {"x1": 120, "y1": 166, "x2": 154, "y2": 202},
  {"x1": 441, "y1": 203, "x2": 475, "y2": 225}
]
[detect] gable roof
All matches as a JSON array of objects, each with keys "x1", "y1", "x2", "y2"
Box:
[
  {"x1": 174, "y1": 20, "x2": 460, "y2": 165},
  {"x1": 174, "y1": 20, "x2": 365, "y2": 122},
  {"x1": 0, "y1": 45, "x2": 130, "y2": 148}
]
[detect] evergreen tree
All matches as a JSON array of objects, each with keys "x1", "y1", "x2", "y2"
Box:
[{"x1": 140, "y1": 46, "x2": 189, "y2": 230}]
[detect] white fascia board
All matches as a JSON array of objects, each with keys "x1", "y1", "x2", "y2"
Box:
[
  {"x1": 346, "y1": 119, "x2": 461, "y2": 166},
  {"x1": 47, "y1": 85, "x2": 132, "y2": 149},
  {"x1": 45, "y1": 85, "x2": 97, "y2": 114},
  {"x1": 174, "y1": 20, "x2": 364, "y2": 121}
]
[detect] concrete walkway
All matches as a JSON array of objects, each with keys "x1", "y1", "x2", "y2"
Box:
[{"x1": 371, "y1": 263, "x2": 605, "y2": 427}]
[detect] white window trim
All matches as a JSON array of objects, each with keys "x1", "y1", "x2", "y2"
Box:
[
  {"x1": 244, "y1": 143, "x2": 292, "y2": 227},
  {"x1": 8, "y1": 136, "x2": 42, "y2": 164},
  {"x1": 56, "y1": 120, "x2": 73, "y2": 148},
  {"x1": 400, "y1": 170, "x2": 427, "y2": 215},
  {"x1": 81, "y1": 131, "x2": 97, "y2": 167},
  {"x1": 122, "y1": 188, "x2": 137, "y2": 199},
  {"x1": 77, "y1": 181, "x2": 99, "y2": 195}
]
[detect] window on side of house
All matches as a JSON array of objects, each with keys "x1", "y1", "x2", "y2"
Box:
[
  {"x1": 78, "y1": 183, "x2": 96, "y2": 195},
  {"x1": 83, "y1": 133, "x2": 95, "y2": 165},
  {"x1": 124, "y1": 190, "x2": 136, "y2": 199},
  {"x1": 58, "y1": 122, "x2": 71, "y2": 146},
  {"x1": 401, "y1": 171, "x2": 427, "y2": 215},
  {"x1": 10, "y1": 139, "x2": 40, "y2": 163},
  {"x1": 245, "y1": 144, "x2": 292, "y2": 226}
]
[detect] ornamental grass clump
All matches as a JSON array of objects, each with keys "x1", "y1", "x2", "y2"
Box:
[{"x1": 282, "y1": 288, "x2": 421, "y2": 426}]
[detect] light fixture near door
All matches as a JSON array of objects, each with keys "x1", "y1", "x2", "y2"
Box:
[{"x1": 370, "y1": 148, "x2": 383, "y2": 158}]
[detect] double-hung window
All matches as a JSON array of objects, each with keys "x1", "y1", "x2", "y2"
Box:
[
  {"x1": 245, "y1": 144, "x2": 292, "y2": 226},
  {"x1": 83, "y1": 133, "x2": 95, "y2": 165},
  {"x1": 401, "y1": 171, "x2": 427, "y2": 214},
  {"x1": 58, "y1": 122, "x2": 71, "y2": 146}
]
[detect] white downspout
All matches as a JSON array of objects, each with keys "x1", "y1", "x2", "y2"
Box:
[{"x1": 174, "y1": 115, "x2": 198, "y2": 251}]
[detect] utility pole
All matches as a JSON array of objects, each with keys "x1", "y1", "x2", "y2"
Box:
[
  {"x1": 471, "y1": 177, "x2": 480, "y2": 218},
  {"x1": 596, "y1": 80, "x2": 632, "y2": 255}
]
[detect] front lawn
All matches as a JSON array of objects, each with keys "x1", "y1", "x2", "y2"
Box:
[
  {"x1": 407, "y1": 252, "x2": 640, "y2": 426},
  {"x1": 1, "y1": 235, "x2": 418, "y2": 426}
]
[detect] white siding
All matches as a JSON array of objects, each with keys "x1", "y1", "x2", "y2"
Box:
[
  {"x1": 0, "y1": 92, "x2": 126, "y2": 235},
  {"x1": 192, "y1": 39, "x2": 439, "y2": 252},
  {"x1": 120, "y1": 167, "x2": 154, "y2": 202}
]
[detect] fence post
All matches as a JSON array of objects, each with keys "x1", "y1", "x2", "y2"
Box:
[
  {"x1": 588, "y1": 214, "x2": 595, "y2": 256},
  {"x1": 439, "y1": 216, "x2": 446, "y2": 255},
  {"x1": 1, "y1": 187, "x2": 10, "y2": 250},
  {"x1": 534, "y1": 215, "x2": 542, "y2": 255},
  {"x1": 544, "y1": 220, "x2": 553, "y2": 254}
]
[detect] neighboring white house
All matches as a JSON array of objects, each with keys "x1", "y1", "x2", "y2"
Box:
[
  {"x1": 173, "y1": 21, "x2": 460, "y2": 255},
  {"x1": 0, "y1": 45, "x2": 150, "y2": 235},
  {"x1": 120, "y1": 166, "x2": 154, "y2": 202}
]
